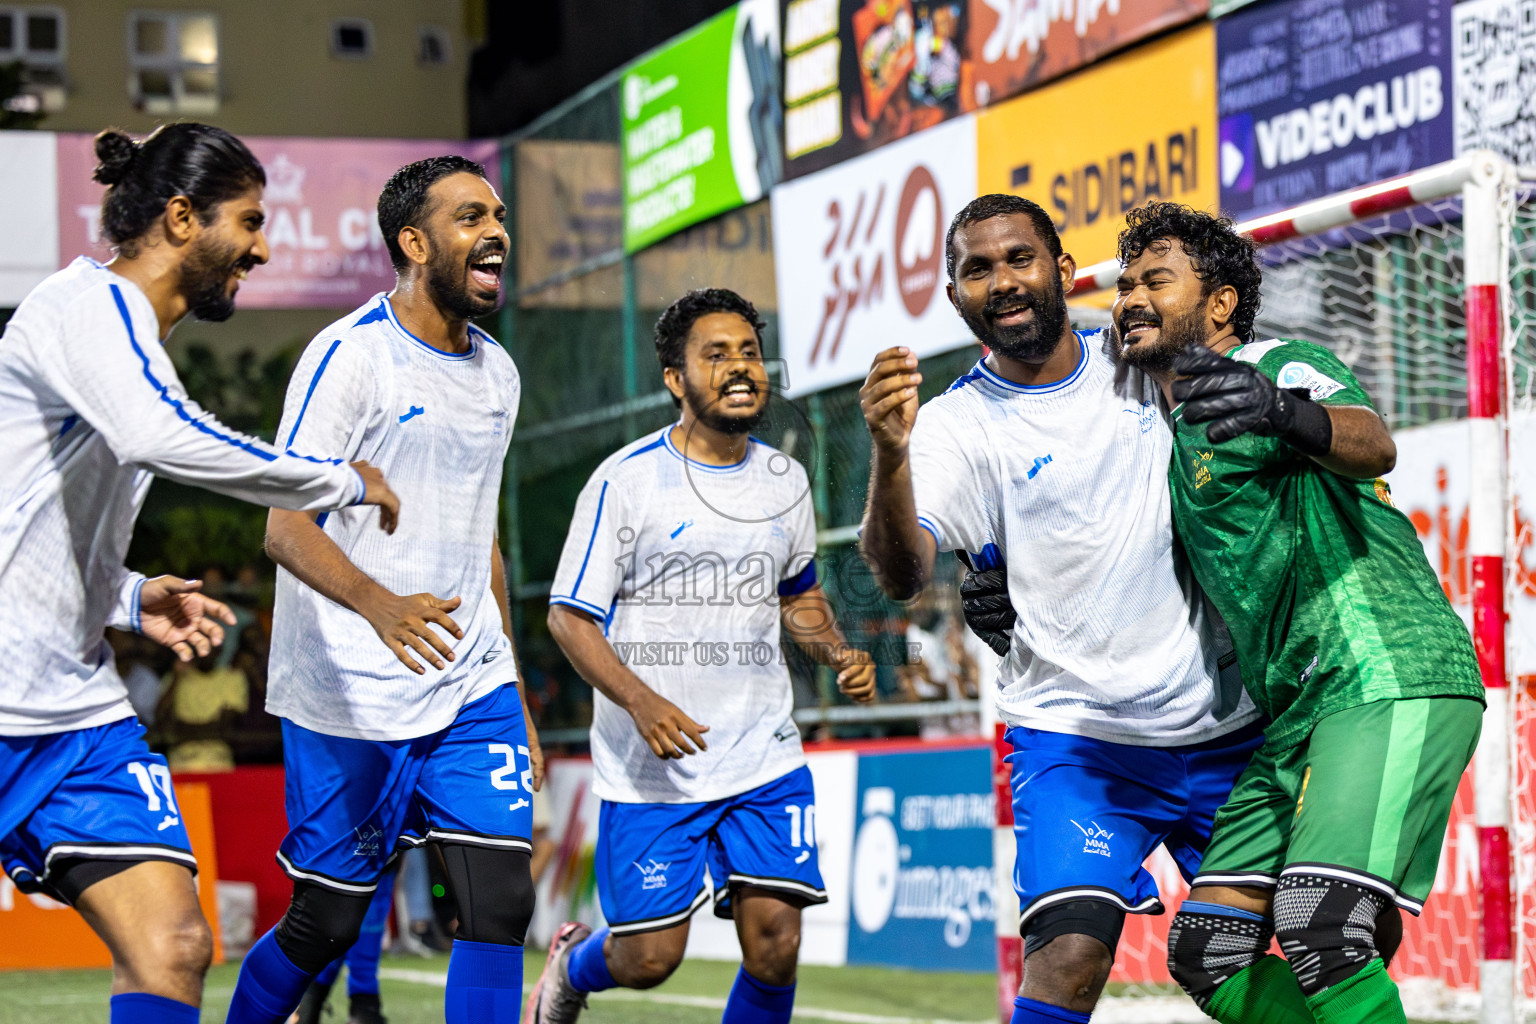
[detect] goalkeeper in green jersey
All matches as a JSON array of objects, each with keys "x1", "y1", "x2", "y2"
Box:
[{"x1": 1111, "y1": 203, "x2": 1486, "y2": 1024}]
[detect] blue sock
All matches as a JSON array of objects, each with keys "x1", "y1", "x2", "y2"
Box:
[
  {"x1": 721, "y1": 968, "x2": 796, "y2": 1024},
  {"x1": 1011, "y1": 996, "x2": 1092, "y2": 1024},
  {"x1": 445, "y1": 938, "x2": 523, "y2": 1023},
  {"x1": 110, "y1": 993, "x2": 200, "y2": 1024},
  {"x1": 224, "y1": 928, "x2": 315, "y2": 1024},
  {"x1": 565, "y1": 927, "x2": 617, "y2": 993}
]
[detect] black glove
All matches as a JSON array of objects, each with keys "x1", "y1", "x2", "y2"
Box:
[
  {"x1": 959, "y1": 564, "x2": 1013, "y2": 658},
  {"x1": 1171, "y1": 344, "x2": 1332, "y2": 455}
]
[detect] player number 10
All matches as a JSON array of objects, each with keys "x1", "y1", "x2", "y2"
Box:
[{"x1": 785, "y1": 803, "x2": 815, "y2": 864}]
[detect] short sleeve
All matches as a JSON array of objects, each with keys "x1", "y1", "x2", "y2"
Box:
[
  {"x1": 550, "y1": 468, "x2": 631, "y2": 621},
  {"x1": 1258, "y1": 341, "x2": 1373, "y2": 409},
  {"x1": 908, "y1": 402, "x2": 997, "y2": 556},
  {"x1": 276, "y1": 337, "x2": 376, "y2": 462},
  {"x1": 777, "y1": 466, "x2": 818, "y2": 597}
]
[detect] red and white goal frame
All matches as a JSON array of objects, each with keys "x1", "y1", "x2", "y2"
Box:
[{"x1": 989, "y1": 151, "x2": 1530, "y2": 1023}]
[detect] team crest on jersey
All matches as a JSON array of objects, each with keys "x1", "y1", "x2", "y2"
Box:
[
  {"x1": 352, "y1": 824, "x2": 385, "y2": 857},
  {"x1": 634, "y1": 858, "x2": 670, "y2": 890},
  {"x1": 1275, "y1": 361, "x2": 1345, "y2": 401},
  {"x1": 1071, "y1": 820, "x2": 1113, "y2": 857},
  {"x1": 1191, "y1": 449, "x2": 1214, "y2": 489}
]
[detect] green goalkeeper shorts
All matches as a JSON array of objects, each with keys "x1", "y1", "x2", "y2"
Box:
[{"x1": 1192, "y1": 696, "x2": 1482, "y2": 913}]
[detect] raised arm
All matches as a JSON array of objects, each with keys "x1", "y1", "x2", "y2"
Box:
[{"x1": 858, "y1": 347, "x2": 936, "y2": 599}]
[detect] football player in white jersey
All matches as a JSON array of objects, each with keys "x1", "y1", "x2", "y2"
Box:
[
  {"x1": 526, "y1": 289, "x2": 876, "y2": 1024},
  {"x1": 859, "y1": 195, "x2": 1260, "y2": 1024},
  {"x1": 224, "y1": 157, "x2": 538, "y2": 1024},
  {"x1": 0, "y1": 125, "x2": 398, "y2": 1024}
]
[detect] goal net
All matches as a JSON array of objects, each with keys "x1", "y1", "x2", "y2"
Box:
[{"x1": 1003, "y1": 153, "x2": 1536, "y2": 1023}]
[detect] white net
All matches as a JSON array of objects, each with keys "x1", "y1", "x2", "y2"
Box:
[{"x1": 1089, "y1": 182, "x2": 1536, "y2": 1020}]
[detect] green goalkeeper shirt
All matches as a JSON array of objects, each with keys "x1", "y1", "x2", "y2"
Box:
[{"x1": 1167, "y1": 338, "x2": 1484, "y2": 752}]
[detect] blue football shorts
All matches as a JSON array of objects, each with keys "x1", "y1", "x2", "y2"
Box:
[
  {"x1": 596, "y1": 765, "x2": 827, "y2": 934},
  {"x1": 277, "y1": 683, "x2": 535, "y2": 893},
  {"x1": 0, "y1": 716, "x2": 196, "y2": 903},
  {"x1": 1006, "y1": 721, "x2": 1263, "y2": 932}
]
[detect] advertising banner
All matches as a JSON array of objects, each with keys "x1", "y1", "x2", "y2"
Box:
[
  {"x1": 967, "y1": 0, "x2": 1207, "y2": 109},
  {"x1": 976, "y1": 24, "x2": 1216, "y2": 271},
  {"x1": 621, "y1": 0, "x2": 783, "y2": 252},
  {"x1": 516, "y1": 139, "x2": 624, "y2": 309},
  {"x1": 58, "y1": 134, "x2": 500, "y2": 310},
  {"x1": 0, "y1": 131, "x2": 58, "y2": 306},
  {"x1": 772, "y1": 113, "x2": 977, "y2": 397},
  {"x1": 1215, "y1": 0, "x2": 1453, "y2": 221},
  {"x1": 1452, "y1": 0, "x2": 1536, "y2": 166},
  {"x1": 782, "y1": 0, "x2": 976, "y2": 180},
  {"x1": 846, "y1": 745, "x2": 994, "y2": 971}
]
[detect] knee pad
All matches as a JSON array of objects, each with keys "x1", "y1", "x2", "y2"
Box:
[
  {"x1": 440, "y1": 844, "x2": 534, "y2": 946},
  {"x1": 274, "y1": 881, "x2": 375, "y2": 974},
  {"x1": 1166, "y1": 901, "x2": 1273, "y2": 1008},
  {"x1": 1272, "y1": 872, "x2": 1390, "y2": 996},
  {"x1": 1022, "y1": 899, "x2": 1125, "y2": 959}
]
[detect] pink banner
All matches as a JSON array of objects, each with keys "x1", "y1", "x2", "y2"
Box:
[{"x1": 56, "y1": 134, "x2": 500, "y2": 309}]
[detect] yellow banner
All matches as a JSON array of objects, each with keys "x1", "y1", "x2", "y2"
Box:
[{"x1": 976, "y1": 24, "x2": 1216, "y2": 271}]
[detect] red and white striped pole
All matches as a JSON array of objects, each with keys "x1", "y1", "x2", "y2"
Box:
[{"x1": 1464, "y1": 154, "x2": 1516, "y2": 1024}]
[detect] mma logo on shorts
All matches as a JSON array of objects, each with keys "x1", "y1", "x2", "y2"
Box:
[
  {"x1": 634, "y1": 858, "x2": 670, "y2": 890},
  {"x1": 1071, "y1": 820, "x2": 1114, "y2": 858},
  {"x1": 352, "y1": 824, "x2": 385, "y2": 857}
]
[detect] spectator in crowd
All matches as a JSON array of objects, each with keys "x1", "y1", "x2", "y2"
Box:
[
  {"x1": 154, "y1": 649, "x2": 250, "y2": 771},
  {"x1": 111, "y1": 629, "x2": 171, "y2": 727}
]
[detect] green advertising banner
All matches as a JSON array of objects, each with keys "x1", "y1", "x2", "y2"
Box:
[{"x1": 621, "y1": 0, "x2": 782, "y2": 253}]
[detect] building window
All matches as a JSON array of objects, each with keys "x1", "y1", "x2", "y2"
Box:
[
  {"x1": 0, "y1": 6, "x2": 65, "y2": 113},
  {"x1": 128, "y1": 11, "x2": 218, "y2": 114},
  {"x1": 417, "y1": 25, "x2": 450, "y2": 65},
  {"x1": 331, "y1": 19, "x2": 371, "y2": 59}
]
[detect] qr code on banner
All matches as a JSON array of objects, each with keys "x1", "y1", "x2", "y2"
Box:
[{"x1": 1454, "y1": 0, "x2": 1536, "y2": 164}]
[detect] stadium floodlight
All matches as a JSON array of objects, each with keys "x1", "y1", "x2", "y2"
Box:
[{"x1": 1034, "y1": 151, "x2": 1532, "y2": 1024}]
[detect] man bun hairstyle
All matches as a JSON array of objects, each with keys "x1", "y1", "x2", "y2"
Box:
[
  {"x1": 654, "y1": 288, "x2": 765, "y2": 371},
  {"x1": 1117, "y1": 202, "x2": 1264, "y2": 342},
  {"x1": 94, "y1": 124, "x2": 266, "y2": 258},
  {"x1": 945, "y1": 193, "x2": 1063, "y2": 282},
  {"x1": 376, "y1": 155, "x2": 488, "y2": 272}
]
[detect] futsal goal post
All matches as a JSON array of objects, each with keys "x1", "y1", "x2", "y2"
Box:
[{"x1": 989, "y1": 151, "x2": 1535, "y2": 1024}]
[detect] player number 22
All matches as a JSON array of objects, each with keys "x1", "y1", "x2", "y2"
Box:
[
  {"x1": 488, "y1": 743, "x2": 533, "y2": 794},
  {"x1": 785, "y1": 803, "x2": 815, "y2": 864}
]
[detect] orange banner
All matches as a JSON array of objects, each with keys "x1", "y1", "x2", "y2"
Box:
[{"x1": 0, "y1": 782, "x2": 223, "y2": 971}]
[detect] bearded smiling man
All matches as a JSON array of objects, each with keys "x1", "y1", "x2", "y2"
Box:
[
  {"x1": 859, "y1": 195, "x2": 1261, "y2": 1024},
  {"x1": 224, "y1": 156, "x2": 541, "y2": 1024}
]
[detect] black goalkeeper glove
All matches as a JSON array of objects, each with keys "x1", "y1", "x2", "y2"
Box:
[
  {"x1": 959, "y1": 563, "x2": 1013, "y2": 658},
  {"x1": 1171, "y1": 344, "x2": 1333, "y2": 456}
]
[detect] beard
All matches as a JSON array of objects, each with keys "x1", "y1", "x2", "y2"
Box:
[
  {"x1": 425, "y1": 241, "x2": 503, "y2": 321},
  {"x1": 684, "y1": 370, "x2": 766, "y2": 436},
  {"x1": 1117, "y1": 303, "x2": 1210, "y2": 374},
  {"x1": 182, "y1": 234, "x2": 245, "y2": 323},
  {"x1": 959, "y1": 273, "x2": 1069, "y2": 363}
]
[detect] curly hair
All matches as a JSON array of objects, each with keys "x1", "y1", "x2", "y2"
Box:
[
  {"x1": 653, "y1": 288, "x2": 765, "y2": 371},
  {"x1": 945, "y1": 194, "x2": 1062, "y2": 282},
  {"x1": 1116, "y1": 203, "x2": 1263, "y2": 341},
  {"x1": 377, "y1": 155, "x2": 488, "y2": 271}
]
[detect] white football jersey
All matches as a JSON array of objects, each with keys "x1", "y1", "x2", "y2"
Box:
[
  {"x1": 909, "y1": 330, "x2": 1257, "y2": 745},
  {"x1": 551, "y1": 426, "x2": 817, "y2": 804},
  {"x1": 0, "y1": 258, "x2": 363, "y2": 736},
  {"x1": 268, "y1": 295, "x2": 520, "y2": 741}
]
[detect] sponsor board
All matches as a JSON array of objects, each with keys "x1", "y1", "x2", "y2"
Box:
[
  {"x1": 782, "y1": 0, "x2": 977, "y2": 180},
  {"x1": 976, "y1": 24, "x2": 1217, "y2": 270},
  {"x1": 0, "y1": 132, "x2": 57, "y2": 305},
  {"x1": 1215, "y1": 0, "x2": 1453, "y2": 221},
  {"x1": 967, "y1": 0, "x2": 1207, "y2": 108},
  {"x1": 847, "y1": 745, "x2": 994, "y2": 971},
  {"x1": 1452, "y1": 0, "x2": 1536, "y2": 166},
  {"x1": 773, "y1": 113, "x2": 977, "y2": 396},
  {"x1": 621, "y1": 0, "x2": 783, "y2": 251},
  {"x1": 57, "y1": 134, "x2": 500, "y2": 310}
]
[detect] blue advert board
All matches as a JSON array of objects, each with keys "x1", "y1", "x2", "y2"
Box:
[
  {"x1": 846, "y1": 745, "x2": 995, "y2": 972},
  {"x1": 1216, "y1": 0, "x2": 1453, "y2": 221}
]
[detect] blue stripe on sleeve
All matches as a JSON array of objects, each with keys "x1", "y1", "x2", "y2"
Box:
[
  {"x1": 569, "y1": 481, "x2": 608, "y2": 599},
  {"x1": 916, "y1": 516, "x2": 942, "y2": 548},
  {"x1": 777, "y1": 559, "x2": 818, "y2": 597},
  {"x1": 549, "y1": 595, "x2": 608, "y2": 620},
  {"x1": 284, "y1": 338, "x2": 344, "y2": 448},
  {"x1": 109, "y1": 285, "x2": 276, "y2": 462},
  {"x1": 131, "y1": 577, "x2": 144, "y2": 634}
]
